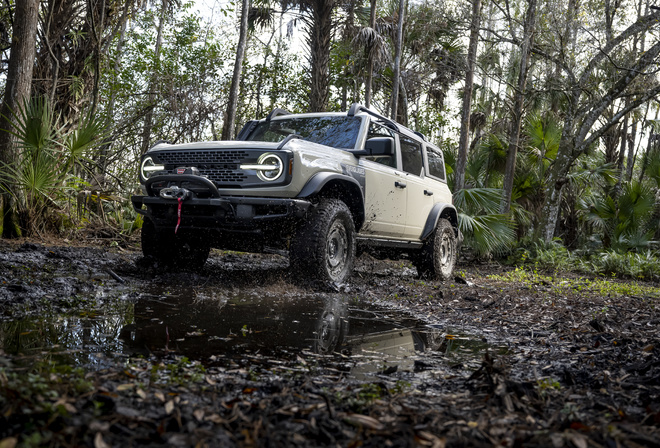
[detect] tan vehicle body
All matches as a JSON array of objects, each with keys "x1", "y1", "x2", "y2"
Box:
[{"x1": 133, "y1": 105, "x2": 459, "y2": 284}]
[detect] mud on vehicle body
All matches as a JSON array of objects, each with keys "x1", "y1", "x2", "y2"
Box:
[{"x1": 132, "y1": 103, "x2": 460, "y2": 284}]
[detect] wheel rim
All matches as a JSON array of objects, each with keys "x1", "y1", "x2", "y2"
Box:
[
  {"x1": 439, "y1": 231, "x2": 453, "y2": 270},
  {"x1": 317, "y1": 311, "x2": 340, "y2": 353},
  {"x1": 326, "y1": 220, "x2": 348, "y2": 279}
]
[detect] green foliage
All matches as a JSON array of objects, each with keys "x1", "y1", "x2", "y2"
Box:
[
  {"x1": 0, "y1": 96, "x2": 107, "y2": 236},
  {"x1": 508, "y1": 238, "x2": 580, "y2": 271},
  {"x1": 507, "y1": 238, "x2": 660, "y2": 282},
  {"x1": 0, "y1": 362, "x2": 93, "y2": 446},
  {"x1": 585, "y1": 251, "x2": 660, "y2": 282},
  {"x1": 149, "y1": 356, "x2": 206, "y2": 386},
  {"x1": 333, "y1": 383, "x2": 387, "y2": 413},
  {"x1": 488, "y1": 263, "x2": 660, "y2": 296},
  {"x1": 578, "y1": 180, "x2": 657, "y2": 252},
  {"x1": 454, "y1": 187, "x2": 516, "y2": 257},
  {"x1": 537, "y1": 378, "x2": 561, "y2": 398}
]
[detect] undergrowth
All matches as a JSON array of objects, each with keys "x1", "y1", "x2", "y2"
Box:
[
  {"x1": 488, "y1": 266, "x2": 660, "y2": 299},
  {"x1": 506, "y1": 239, "x2": 660, "y2": 282}
]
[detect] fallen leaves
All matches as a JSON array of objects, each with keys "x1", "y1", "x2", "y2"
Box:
[
  {"x1": 341, "y1": 413, "x2": 384, "y2": 431},
  {"x1": 0, "y1": 438, "x2": 17, "y2": 448},
  {"x1": 116, "y1": 383, "x2": 136, "y2": 392},
  {"x1": 93, "y1": 433, "x2": 110, "y2": 448}
]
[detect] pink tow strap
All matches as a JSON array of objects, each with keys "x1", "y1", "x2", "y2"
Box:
[{"x1": 175, "y1": 197, "x2": 183, "y2": 234}]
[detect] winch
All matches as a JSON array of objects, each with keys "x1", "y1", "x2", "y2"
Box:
[
  {"x1": 159, "y1": 185, "x2": 190, "y2": 200},
  {"x1": 159, "y1": 186, "x2": 191, "y2": 234}
]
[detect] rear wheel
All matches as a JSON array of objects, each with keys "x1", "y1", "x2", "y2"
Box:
[
  {"x1": 290, "y1": 199, "x2": 356, "y2": 285},
  {"x1": 413, "y1": 218, "x2": 457, "y2": 281},
  {"x1": 141, "y1": 218, "x2": 210, "y2": 269}
]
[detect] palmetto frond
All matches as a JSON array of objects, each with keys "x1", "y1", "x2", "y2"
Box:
[
  {"x1": 454, "y1": 186, "x2": 501, "y2": 214},
  {"x1": 569, "y1": 158, "x2": 617, "y2": 187},
  {"x1": 0, "y1": 96, "x2": 106, "y2": 235},
  {"x1": 63, "y1": 112, "x2": 109, "y2": 170},
  {"x1": 577, "y1": 180, "x2": 656, "y2": 251},
  {"x1": 458, "y1": 212, "x2": 516, "y2": 256},
  {"x1": 5, "y1": 96, "x2": 60, "y2": 156},
  {"x1": 454, "y1": 187, "x2": 516, "y2": 256},
  {"x1": 524, "y1": 112, "x2": 560, "y2": 167}
]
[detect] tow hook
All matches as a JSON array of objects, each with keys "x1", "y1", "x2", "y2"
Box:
[
  {"x1": 160, "y1": 186, "x2": 190, "y2": 200},
  {"x1": 159, "y1": 186, "x2": 190, "y2": 234}
]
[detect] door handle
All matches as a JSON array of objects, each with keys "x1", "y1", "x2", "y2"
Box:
[
  {"x1": 424, "y1": 190, "x2": 434, "y2": 196},
  {"x1": 395, "y1": 181, "x2": 407, "y2": 189}
]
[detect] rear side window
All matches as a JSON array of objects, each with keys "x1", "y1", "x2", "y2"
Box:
[
  {"x1": 400, "y1": 137, "x2": 423, "y2": 176},
  {"x1": 427, "y1": 146, "x2": 446, "y2": 181}
]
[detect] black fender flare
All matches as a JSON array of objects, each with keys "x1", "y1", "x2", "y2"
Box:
[
  {"x1": 421, "y1": 203, "x2": 460, "y2": 242},
  {"x1": 297, "y1": 172, "x2": 365, "y2": 230}
]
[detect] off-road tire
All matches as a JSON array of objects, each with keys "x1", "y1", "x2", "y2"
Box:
[
  {"x1": 290, "y1": 198, "x2": 356, "y2": 285},
  {"x1": 413, "y1": 218, "x2": 457, "y2": 281},
  {"x1": 141, "y1": 217, "x2": 171, "y2": 262},
  {"x1": 141, "y1": 218, "x2": 210, "y2": 269},
  {"x1": 173, "y1": 232, "x2": 211, "y2": 269}
]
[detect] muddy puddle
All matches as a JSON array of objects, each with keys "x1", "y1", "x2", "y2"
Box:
[{"x1": 0, "y1": 284, "x2": 508, "y2": 377}]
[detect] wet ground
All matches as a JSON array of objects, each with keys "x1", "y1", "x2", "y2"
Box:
[{"x1": 0, "y1": 240, "x2": 659, "y2": 447}]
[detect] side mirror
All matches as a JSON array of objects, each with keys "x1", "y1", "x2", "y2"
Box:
[{"x1": 365, "y1": 137, "x2": 395, "y2": 156}]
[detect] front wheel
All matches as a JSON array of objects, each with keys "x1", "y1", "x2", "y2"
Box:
[
  {"x1": 413, "y1": 218, "x2": 457, "y2": 281},
  {"x1": 290, "y1": 199, "x2": 356, "y2": 285}
]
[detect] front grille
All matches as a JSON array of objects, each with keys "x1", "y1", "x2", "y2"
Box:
[
  {"x1": 158, "y1": 150, "x2": 248, "y2": 165},
  {"x1": 157, "y1": 150, "x2": 250, "y2": 185}
]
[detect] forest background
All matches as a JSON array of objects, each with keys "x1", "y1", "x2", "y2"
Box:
[{"x1": 1, "y1": 0, "x2": 660, "y2": 280}]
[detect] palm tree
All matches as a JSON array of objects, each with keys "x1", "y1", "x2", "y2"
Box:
[
  {"x1": 280, "y1": 0, "x2": 345, "y2": 112},
  {"x1": 455, "y1": 0, "x2": 481, "y2": 192}
]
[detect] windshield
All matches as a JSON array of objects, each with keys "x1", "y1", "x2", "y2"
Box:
[{"x1": 246, "y1": 116, "x2": 362, "y2": 149}]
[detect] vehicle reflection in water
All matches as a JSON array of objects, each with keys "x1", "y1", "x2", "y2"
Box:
[
  {"x1": 118, "y1": 289, "x2": 432, "y2": 375},
  {"x1": 0, "y1": 286, "x2": 507, "y2": 375}
]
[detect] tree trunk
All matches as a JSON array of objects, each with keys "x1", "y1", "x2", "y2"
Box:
[
  {"x1": 389, "y1": 0, "x2": 405, "y2": 120},
  {"x1": 340, "y1": 0, "x2": 356, "y2": 111},
  {"x1": 308, "y1": 0, "x2": 334, "y2": 112},
  {"x1": 626, "y1": 0, "x2": 648, "y2": 182},
  {"x1": 89, "y1": 0, "x2": 106, "y2": 119},
  {"x1": 500, "y1": 0, "x2": 537, "y2": 214},
  {"x1": 364, "y1": 0, "x2": 377, "y2": 109},
  {"x1": 454, "y1": 0, "x2": 481, "y2": 191},
  {"x1": 626, "y1": 117, "x2": 639, "y2": 182},
  {"x1": 140, "y1": 0, "x2": 168, "y2": 154},
  {"x1": 222, "y1": 0, "x2": 250, "y2": 140},
  {"x1": 0, "y1": 0, "x2": 39, "y2": 238}
]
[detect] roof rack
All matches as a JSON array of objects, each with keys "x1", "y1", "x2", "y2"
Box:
[
  {"x1": 347, "y1": 103, "x2": 427, "y2": 142},
  {"x1": 265, "y1": 108, "x2": 291, "y2": 122}
]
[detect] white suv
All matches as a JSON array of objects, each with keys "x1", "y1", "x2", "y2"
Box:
[{"x1": 132, "y1": 104, "x2": 460, "y2": 284}]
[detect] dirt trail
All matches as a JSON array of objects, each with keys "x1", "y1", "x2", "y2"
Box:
[{"x1": 0, "y1": 240, "x2": 659, "y2": 447}]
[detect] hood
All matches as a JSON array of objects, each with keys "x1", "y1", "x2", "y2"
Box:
[{"x1": 147, "y1": 140, "x2": 283, "y2": 153}]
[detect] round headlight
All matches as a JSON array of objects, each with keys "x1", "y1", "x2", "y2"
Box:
[
  {"x1": 256, "y1": 153, "x2": 283, "y2": 181},
  {"x1": 140, "y1": 156, "x2": 165, "y2": 182}
]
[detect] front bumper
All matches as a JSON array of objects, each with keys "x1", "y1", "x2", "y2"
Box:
[
  {"x1": 132, "y1": 194, "x2": 311, "y2": 231},
  {"x1": 133, "y1": 174, "x2": 311, "y2": 231}
]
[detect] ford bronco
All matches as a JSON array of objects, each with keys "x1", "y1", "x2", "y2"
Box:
[{"x1": 132, "y1": 104, "x2": 460, "y2": 284}]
